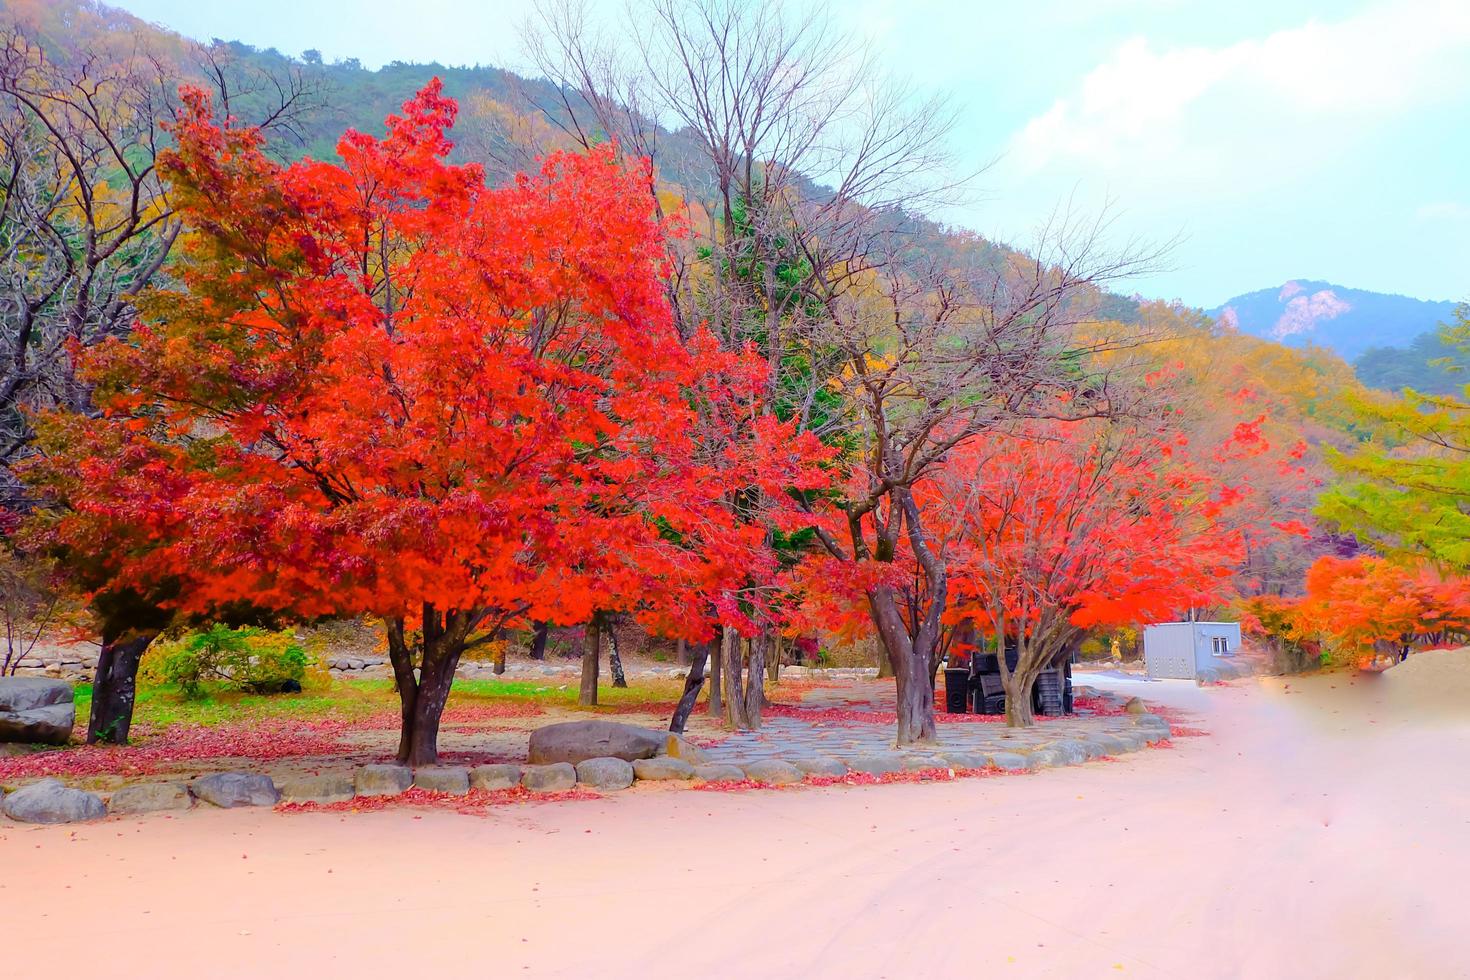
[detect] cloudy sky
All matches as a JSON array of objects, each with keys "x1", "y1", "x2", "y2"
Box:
[{"x1": 109, "y1": 0, "x2": 1469, "y2": 309}]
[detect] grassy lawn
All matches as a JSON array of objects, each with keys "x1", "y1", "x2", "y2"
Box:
[{"x1": 72, "y1": 675, "x2": 689, "y2": 731}]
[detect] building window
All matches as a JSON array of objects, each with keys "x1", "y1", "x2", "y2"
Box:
[{"x1": 1212, "y1": 636, "x2": 1230, "y2": 655}]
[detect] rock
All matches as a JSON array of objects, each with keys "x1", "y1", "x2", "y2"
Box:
[
  {"x1": 1130, "y1": 713, "x2": 1171, "y2": 734},
  {"x1": 190, "y1": 772, "x2": 279, "y2": 808},
  {"x1": 354, "y1": 764, "x2": 412, "y2": 797},
  {"x1": 1045, "y1": 740, "x2": 1090, "y2": 765},
  {"x1": 742, "y1": 759, "x2": 803, "y2": 784},
  {"x1": 108, "y1": 782, "x2": 192, "y2": 814},
  {"x1": 631, "y1": 756, "x2": 695, "y2": 781},
  {"x1": 692, "y1": 764, "x2": 746, "y2": 782},
  {"x1": 1025, "y1": 748, "x2": 1063, "y2": 768},
  {"x1": 1087, "y1": 734, "x2": 1132, "y2": 755},
  {"x1": 1, "y1": 778, "x2": 105, "y2": 823},
  {"x1": 985, "y1": 751, "x2": 1031, "y2": 771},
  {"x1": 902, "y1": 755, "x2": 948, "y2": 772},
  {"x1": 276, "y1": 772, "x2": 355, "y2": 804},
  {"x1": 413, "y1": 767, "x2": 470, "y2": 795},
  {"x1": 661, "y1": 732, "x2": 707, "y2": 764},
  {"x1": 1110, "y1": 731, "x2": 1151, "y2": 752},
  {"x1": 0, "y1": 677, "x2": 75, "y2": 745},
  {"x1": 0, "y1": 677, "x2": 72, "y2": 712},
  {"x1": 940, "y1": 752, "x2": 989, "y2": 770},
  {"x1": 846, "y1": 753, "x2": 906, "y2": 776},
  {"x1": 469, "y1": 764, "x2": 522, "y2": 791},
  {"x1": 791, "y1": 756, "x2": 847, "y2": 777},
  {"x1": 1123, "y1": 697, "x2": 1148, "y2": 714},
  {"x1": 0, "y1": 702, "x2": 75, "y2": 745},
  {"x1": 527, "y1": 720, "x2": 667, "y2": 765},
  {"x1": 521, "y1": 763, "x2": 577, "y2": 792},
  {"x1": 575, "y1": 757, "x2": 635, "y2": 791}
]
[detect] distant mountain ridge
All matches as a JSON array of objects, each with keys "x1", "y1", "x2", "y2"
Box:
[{"x1": 1210, "y1": 280, "x2": 1458, "y2": 361}]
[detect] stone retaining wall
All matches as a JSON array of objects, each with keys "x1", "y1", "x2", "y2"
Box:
[{"x1": 2, "y1": 690, "x2": 1172, "y2": 825}]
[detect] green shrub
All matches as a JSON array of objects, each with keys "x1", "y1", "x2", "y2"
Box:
[{"x1": 142, "y1": 625, "x2": 310, "y2": 698}]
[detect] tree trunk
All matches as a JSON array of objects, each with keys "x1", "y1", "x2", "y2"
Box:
[
  {"x1": 528, "y1": 621, "x2": 549, "y2": 661},
  {"x1": 743, "y1": 630, "x2": 768, "y2": 729},
  {"x1": 608, "y1": 623, "x2": 628, "y2": 688},
  {"x1": 676, "y1": 638, "x2": 689, "y2": 666},
  {"x1": 721, "y1": 625, "x2": 750, "y2": 729},
  {"x1": 669, "y1": 642, "x2": 710, "y2": 734},
  {"x1": 86, "y1": 630, "x2": 158, "y2": 745},
  {"x1": 708, "y1": 638, "x2": 723, "y2": 717},
  {"x1": 867, "y1": 585, "x2": 937, "y2": 745},
  {"x1": 579, "y1": 618, "x2": 600, "y2": 706},
  {"x1": 386, "y1": 609, "x2": 471, "y2": 766},
  {"x1": 767, "y1": 634, "x2": 782, "y2": 686},
  {"x1": 876, "y1": 640, "x2": 894, "y2": 678},
  {"x1": 1004, "y1": 675, "x2": 1037, "y2": 727}
]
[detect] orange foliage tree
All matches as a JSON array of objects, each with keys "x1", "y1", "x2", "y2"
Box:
[
  {"x1": 931, "y1": 415, "x2": 1252, "y2": 725},
  {"x1": 1243, "y1": 556, "x2": 1470, "y2": 668},
  {"x1": 34, "y1": 81, "x2": 830, "y2": 763}
]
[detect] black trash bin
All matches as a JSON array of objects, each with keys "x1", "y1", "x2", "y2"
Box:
[{"x1": 943, "y1": 667, "x2": 970, "y2": 713}]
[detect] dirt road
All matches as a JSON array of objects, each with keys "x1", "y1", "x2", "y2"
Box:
[{"x1": 4, "y1": 670, "x2": 1467, "y2": 979}]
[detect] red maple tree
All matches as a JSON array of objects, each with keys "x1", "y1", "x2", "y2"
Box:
[
  {"x1": 931, "y1": 415, "x2": 1249, "y2": 724},
  {"x1": 38, "y1": 81, "x2": 830, "y2": 763}
]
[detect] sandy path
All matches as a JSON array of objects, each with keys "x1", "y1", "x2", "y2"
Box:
[{"x1": 4, "y1": 671, "x2": 1468, "y2": 979}]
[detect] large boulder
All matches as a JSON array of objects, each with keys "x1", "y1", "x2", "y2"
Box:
[
  {"x1": 2, "y1": 778, "x2": 105, "y2": 823},
  {"x1": 528, "y1": 720, "x2": 668, "y2": 765},
  {"x1": 0, "y1": 678, "x2": 75, "y2": 745},
  {"x1": 190, "y1": 772, "x2": 280, "y2": 808}
]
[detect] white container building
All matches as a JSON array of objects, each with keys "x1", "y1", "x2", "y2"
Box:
[{"x1": 1143, "y1": 622, "x2": 1242, "y2": 679}]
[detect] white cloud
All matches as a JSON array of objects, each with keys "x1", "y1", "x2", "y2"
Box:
[
  {"x1": 1009, "y1": 0, "x2": 1470, "y2": 175},
  {"x1": 1416, "y1": 201, "x2": 1470, "y2": 222}
]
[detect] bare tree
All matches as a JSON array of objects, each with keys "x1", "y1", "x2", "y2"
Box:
[
  {"x1": 0, "y1": 27, "x2": 322, "y2": 512},
  {"x1": 523, "y1": 0, "x2": 966, "y2": 731},
  {"x1": 0, "y1": 24, "x2": 323, "y2": 743},
  {"x1": 805, "y1": 218, "x2": 1170, "y2": 743}
]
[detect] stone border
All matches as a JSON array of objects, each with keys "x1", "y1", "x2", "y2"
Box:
[{"x1": 1, "y1": 706, "x2": 1172, "y2": 825}]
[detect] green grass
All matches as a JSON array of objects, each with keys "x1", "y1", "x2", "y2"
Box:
[{"x1": 73, "y1": 675, "x2": 686, "y2": 730}]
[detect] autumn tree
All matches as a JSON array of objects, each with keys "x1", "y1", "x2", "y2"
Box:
[
  {"x1": 932, "y1": 415, "x2": 1247, "y2": 725},
  {"x1": 523, "y1": 0, "x2": 971, "y2": 733},
  {"x1": 1319, "y1": 304, "x2": 1470, "y2": 571},
  {"x1": 1255, "y1": 555, "x2": 1470, "y2": 668},
  {"x1": 36, "y1": 81, "x2": 826, "y2": 764},
  {"x1": 0, "y1": 25, "x2": 318, "y2": 509}
]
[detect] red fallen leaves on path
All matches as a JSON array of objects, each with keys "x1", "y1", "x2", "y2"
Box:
[
  {"x1": 276, "y1": 785, "x2": 602, "y2": 815},
  {"x1": 1070, "y1": 694, "x2": 1128, "y2": 717},
  {"x1": 0, "y1": 719, "x2": 355, "y2": 780},
  {"x1": 359, "y1": 701, "x2": 544, "y2": 728},
  {"x1": 1147, "y1": 703, "x2": 1210, "y2": 737}
]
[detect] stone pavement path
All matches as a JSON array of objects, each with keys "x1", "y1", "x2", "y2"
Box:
[{"x1": 700, "y1": 680, "x2": 1171, "y2": 772}]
